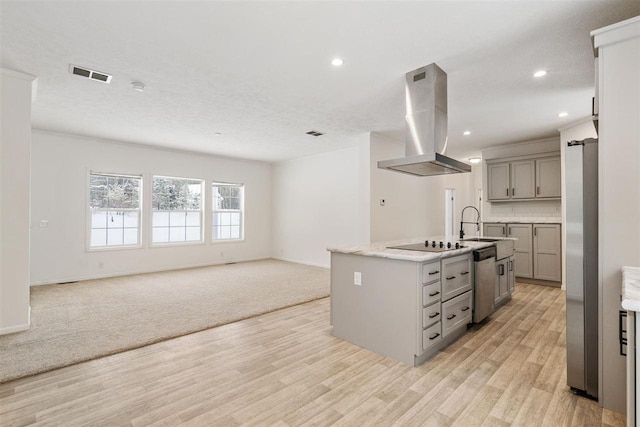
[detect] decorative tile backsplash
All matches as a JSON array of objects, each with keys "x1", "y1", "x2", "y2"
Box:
[{"x1": 484, "y1": 200, "x2": 561, "y2": 223}]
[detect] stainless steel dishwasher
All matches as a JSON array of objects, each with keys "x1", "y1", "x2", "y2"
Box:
[{"x1": 473, "y1": 246, "x2": 497, "y2": 323}]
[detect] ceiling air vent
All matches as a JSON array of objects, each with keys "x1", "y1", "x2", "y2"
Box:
[
  {"x1": 306, "y1": 130, "x2": 324, "y2": 137},
  {"x1": 69, "y1": 64, "x2": 112, "y2": 84}
]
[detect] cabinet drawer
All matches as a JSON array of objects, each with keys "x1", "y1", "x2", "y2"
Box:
[
  {"x1": 422, "y1": 322, "x2": 442, "y2": 351},
  {"x1": 422, "y1": 282, "x2": 441, "y2": 306},
  {"x1": 422, "y1": 303, "x2": 441, "y2": 328},
  {"x1": 442, "y1": 291, "x2": 472, "y2": 337},
  {"x1": 422, "y1": 261, "x2": 441, "y2": 284},
  {"x1": 442, "y1": 254, "x2": 472, "y2": 301}
]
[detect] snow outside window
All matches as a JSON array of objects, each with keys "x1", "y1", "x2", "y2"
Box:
[
  {"x1": 152, "y1": 176, "x2": 203, "y2": 244},
  {"x1": 89, "y1": 173, "x2": 142, "y2": 248},
  {"x1": 212, "y1": 183, "x2": 243, "y2": 241}
]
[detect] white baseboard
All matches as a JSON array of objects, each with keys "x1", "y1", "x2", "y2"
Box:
[
  {"x1": 0, "y1": 321, "x2": 30, "y2": 335},
  {"x1": 272, "y1": 256, "x2": 329, "y2": 269},
  {"x1": 30, "y1": 256, "x2": 272, "y2": 286}
]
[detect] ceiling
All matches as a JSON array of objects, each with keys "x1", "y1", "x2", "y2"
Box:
[{"x1": 1, "y1": 1, "x2": 638, "y2": 163}]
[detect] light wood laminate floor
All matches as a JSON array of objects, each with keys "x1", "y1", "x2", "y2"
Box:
[{"x1": 0, "y1": 283, "x2": 625, "y2": 426}]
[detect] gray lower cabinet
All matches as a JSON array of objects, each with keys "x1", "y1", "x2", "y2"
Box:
[
  {"x1": 441, "y1": 291, "x2": 472, "y2": 337},
  {"x1": 507, "y1": 224, "x2": 533, "y2": 278},
  {"x1": 495, "y1": 256, "x2": 515, "y2": 303},
  {"x1": 533, "y1": 224, "x2": 562, "y2": 282},
  {"x1": 484, "y1": 223, "x2": 506, "y2": 238},
  {"x1": 422, "y1": 260, "x2": 443, "y2": 352},
  {"x1": 441, "y1": 254, "x2": 472, "y2": 301},
  {"x1": 485, "y1": 222, "x2": 561, "y2": 282},
  {"x1": 330, "y1": 251, "x2": 475, "y2": 367}
]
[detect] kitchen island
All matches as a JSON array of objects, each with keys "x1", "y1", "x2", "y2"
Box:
[{"x1": 328, "y1": 236, "x2": 515, "y2": 367}]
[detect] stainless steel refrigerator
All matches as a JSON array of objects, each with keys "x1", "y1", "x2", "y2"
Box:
[{"x1": 565, "y1": 138, "x2": 598, "y2": 399}]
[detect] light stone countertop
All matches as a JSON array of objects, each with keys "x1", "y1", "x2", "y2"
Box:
[
  {"x1": 328, "y1": 235, "x2": 516, "y2": 263},
  {"x1": 622, "y1": 266, "x2": 640, "y2": 312},
  {"x1": 484, "y1": 219, "x2": 562, "y2": 224}
]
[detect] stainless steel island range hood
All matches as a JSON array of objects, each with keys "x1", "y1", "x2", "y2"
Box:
[{"x1": 378, "y1": 64, "x2": 471, "y2": 176}]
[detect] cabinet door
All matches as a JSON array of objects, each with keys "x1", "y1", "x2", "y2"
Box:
[
  {"x1": 484, "y1": 223, "x2": 506, "y2": 238},
  {"x1": 487, "y1": 163, "x2": 511, "y2": 200},
  {"x1": 536, "y1": 157, "x2": 561, "y2": 198},
  {"x1": 507, "y1": 224, "x2": 533, "y2": 278},
  {"x1": 511, "y1": 160, "x2": 536, "y2": 199},
  {"x1": 495, "y1": 259, "x2": 509, "y2": 302},
  {"x1": 533, "y1": 224, "x2": 562, "y2": 282},
  {"x1": 499, "y1": 260, "x2": 509, "y2": 298},
  {"x1": 508, "y1": 256, "x2": 515, "y2": 293}
]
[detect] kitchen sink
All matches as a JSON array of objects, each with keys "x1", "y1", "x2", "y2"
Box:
[{"x1": 460, "y1": 237, "x2": 501, "y2": 242}]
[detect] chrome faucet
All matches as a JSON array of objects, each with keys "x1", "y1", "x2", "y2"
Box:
[{"x1": 460, "y1": 206, "x2": 481, "y2": 239}]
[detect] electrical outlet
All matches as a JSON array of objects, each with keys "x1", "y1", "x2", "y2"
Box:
[
  {"x1": 98, "y1": 262, "x2": 104, "y2": 269},
  {"x1": 220, "y1": 251, "x2": 224, "y2": 258},
  {"x1": 39, "y1": 220, "x2": 49, "y2": 228},
  {"x1": 354, "y1": 272, "x2": 362, "y2": 286}
]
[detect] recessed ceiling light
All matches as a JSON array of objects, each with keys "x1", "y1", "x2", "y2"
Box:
[
  {"x1": 331, "y1": 58, "x2": 344, "y2": 67},
  {"x1": 131, "y1": 82, "x2": 145, "y2": 92},
  {"x1": 558, "y1": 112, "x2": 569, "y2": 117},
  {"x1": 468, "y1": 157, "x2": 482, "y2": 164},
  {"x1": 214, "y1": 132, "x2": 222, "y2": 136},
  {"x1": 534, "y1": 70, "x2": 548, "y2": 78},
  {"x1": 463, "y1": 131, "x2": 471, "y2": 136}
]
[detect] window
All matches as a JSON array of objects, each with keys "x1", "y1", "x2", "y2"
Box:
[
  {"x1": 152, "y1": 176, "x2": 203, "y2": 244},
  {"x1": 89, "y1": 172, "x2": 142, "y2": 248},
  {"x1": 212, "y1": 183, "x2": 243, "y2": 241}
]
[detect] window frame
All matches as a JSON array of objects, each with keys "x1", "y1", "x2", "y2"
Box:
[
  {"x1": 86, "y1": 171, "x2": 144, "y2": 252},
  {"x1": 150, "y1": 174, "x2": 205, "y2": 247},
  {"x1": 211, "y1": 182, "x2": 244, "y2": 243}
]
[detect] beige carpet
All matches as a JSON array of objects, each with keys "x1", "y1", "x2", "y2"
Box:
[{"x1": 0, "y1": 259, "x2": 329, "y2": 383}]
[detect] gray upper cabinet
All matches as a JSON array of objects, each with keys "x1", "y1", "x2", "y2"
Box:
[
  {"x1": 487, "y1": 163, "x2": 510, "y2": 201},
  {"x1": 486, "y1": 154, "x2": 561, "y2": 201},
  {"x1": 533, "y1": 224, "x2": 562, "y2": 282},
  {"x1": 511, "y1": 160, "x2": 536, "y2": 199},
  {"x1": 507, "y1": 224, "x2": 533, "y2": 278},
  {"x1": 536, "y1": 157, "x2": 561, "y2": 198}
]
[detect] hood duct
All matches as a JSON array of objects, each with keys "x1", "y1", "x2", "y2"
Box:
[{"x1": 378, "y1": 64, "x2": 471, "y2": 176}]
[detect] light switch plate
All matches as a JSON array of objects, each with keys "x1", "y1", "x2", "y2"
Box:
[{"x1": 354, "y1": 272, "x2": 362, "y2": 286}]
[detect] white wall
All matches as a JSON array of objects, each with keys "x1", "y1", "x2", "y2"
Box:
[
  {"x1": 30, "y1": 131, "x2": 272, "y2": 285},
  {"x1": 593, "y1": 17, "x2": 640, "y2": 414},
  {"x1": 370, "y1": 134, "x2": 477, "y2": 242},
  {"x1": 271, "y1": 135, "x2": 370, "y2": 268},
  {"x1": 0, "y1": 69, "x2": 36, "y2": 334}
]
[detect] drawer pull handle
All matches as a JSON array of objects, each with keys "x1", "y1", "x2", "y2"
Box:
[
  {"x1": 461, "y1": 307, "x2": 470, "y2": 312},
  {"x1": 429, "y1": 312, "x2": 440, "y2": 319},
  {"x1": 446, "y1": 276, "x2": 456, "y2": 280},
  {"x1": 428, "y1": 291, "x2": 440, "y2": 297},
  {"x1": 460, "y1": 271, "x2": 469, "y2": 275},
  {"x1": 429, "y1": 333, "x2": 440, "y2": 340},
  {"x1": 447, "y1": 314, "x2": 457, "y2": 320},
  {"x1": 429, "y1": 270, "x2": 440, "y2": 275}
]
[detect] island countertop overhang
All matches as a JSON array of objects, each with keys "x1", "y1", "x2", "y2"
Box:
[{"x1": 328, "y1": 236, "x2": 516, "y2": 263}]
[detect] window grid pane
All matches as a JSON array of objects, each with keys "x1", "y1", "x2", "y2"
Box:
[
  {"x1": 152, "y1": 176, "x2": 204, "y2": 244},
  {"x1": 90, "y1": 173, "x2": 142, "y2": 248}
]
